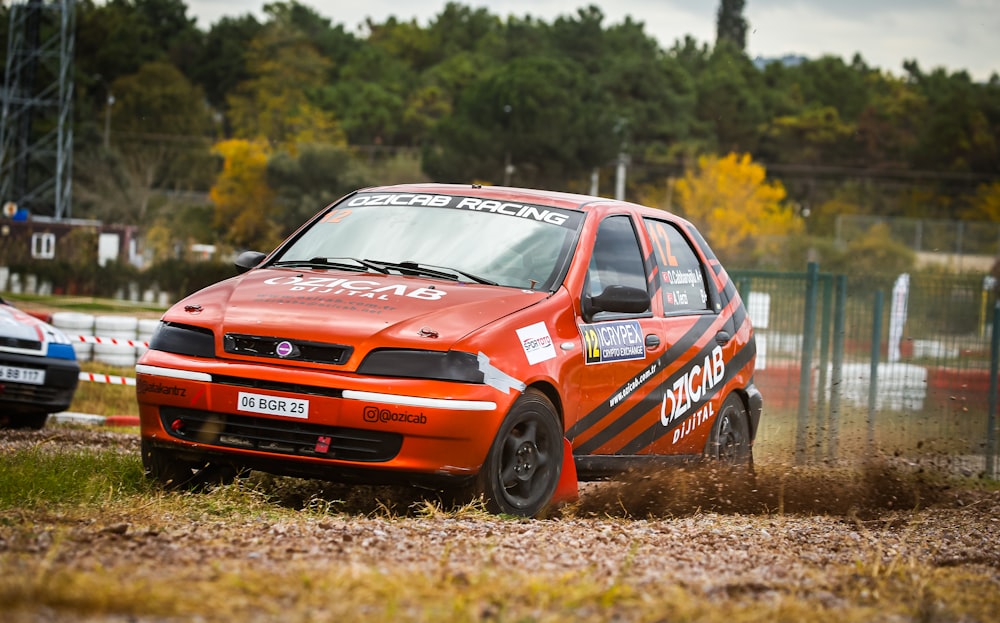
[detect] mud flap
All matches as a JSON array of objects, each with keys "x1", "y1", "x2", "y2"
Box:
[{"x1": 550, "y1": 437, "x2": 579, "y2": 504}]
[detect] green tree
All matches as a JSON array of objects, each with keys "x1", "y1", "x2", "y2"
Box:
[
  {"x1": 266, "y1": 143, "x2": 368, "y2": 235},
  {"x1": 226, "y1": 14, "x2": 344, "y2": 148},
  {"x1": 189, "y1": 14, "x2": 264, "y2": 110},
  {"x1": 905, "y1": 62, "x2": 999, "y2": 174},
  {"x1": 424, "y1": 55, "x2": 615, "y2": 188},
  {"x1": 759, "y1": 106, "x2": 856, "y2": 166},
  {"x1": 74, "y1": 61, "x2": 213, "y2": 225},
  {"x1": 716, "y1": 0, "x2": 747, "y2": 51},
  {"x1": 694, "y1": 42, "x2": 765, "y2": 153},
  {"x1": 855, "y1": 72, "x2": 926, "y2": 167}
]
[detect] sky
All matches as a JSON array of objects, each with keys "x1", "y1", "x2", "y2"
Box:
[{"x1": 183, "y1": 0, "x2": 1000, "y2": 81}]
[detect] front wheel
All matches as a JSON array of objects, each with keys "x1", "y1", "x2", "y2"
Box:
[
  {"x1": 705, "y1": 393, "x2": 753, "y2": 468},
  {"x1": 478, "y1": 389, "x2": 563, "y2": 517}
]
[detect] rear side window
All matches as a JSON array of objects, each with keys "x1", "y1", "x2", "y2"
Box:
[{"x1": 643, "y1": 218, "x2": 710, "y2": 314}]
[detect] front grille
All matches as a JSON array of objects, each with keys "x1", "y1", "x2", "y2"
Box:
[
  {"x1": 0, "y1": 337, "x2": 42, "y2": 350},
  {"x1": 223, "y1": 333, "x2": 352, "y2": 365},
  {"x1": 0, "y1": 382, "x2": 74, "y2": 405},
  {"x1": 159, "y1": 407, "x2": 402, "y2": 462}
]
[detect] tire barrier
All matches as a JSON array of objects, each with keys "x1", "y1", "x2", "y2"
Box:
[
  {"x1": 94, "y1": 315, "x2": 140, "y2": 367},
  {"x1": 51, "y1": 311, "x2": 98, "y2": 360},
  {"x1": 50, "y1": 312, "x2": 159, "y2": 365}
]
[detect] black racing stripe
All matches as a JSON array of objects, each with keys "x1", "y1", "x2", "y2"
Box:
[
  {"x1": 568, "y1": 313, "x2": 721, "y2": 451},
  {"x1": 576, "y1": 335, "x2": 740, "y2": 456},
  {"x1": 617, "y1": 338, "x2": 758, "y2": 454}
]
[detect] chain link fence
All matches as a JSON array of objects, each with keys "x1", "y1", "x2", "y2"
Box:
[{"x1": 737, "y1": 265, "x2": 998, "y2": 477}]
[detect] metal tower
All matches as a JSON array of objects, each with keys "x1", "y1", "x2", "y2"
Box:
[{"x1": 0, "y1": 0, "x2": 75, "y2": 219}]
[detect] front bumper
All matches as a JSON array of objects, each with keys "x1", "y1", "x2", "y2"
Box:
[
  {"x1": 136, "y1": 351, "x2": 513, "y2": 484},
  {"x1": 0, "y1": 352, "x2": 79, "y2": 414}
]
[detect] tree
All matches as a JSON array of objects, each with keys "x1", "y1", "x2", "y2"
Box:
[
  {"x1": 965, "y1": 182, "x2": 1000, "y2": 222},
  {"x1": 854, "y1": 72, "x2": 926, "y2": 168},
  {"x1": 759, "y1": 106, "x2": 856, "y2": 166},
  {"x1": 266, "y1": 143, "x2": 368, "y2": 235},
  {"x1": 669, "y1": 152, "x2": 802, "y2": 266},
  {"x1": 226, "y1": 15, "x2": 344, "y2": 148},
  {"x1": 424, "y1": 55, "x2": 616, "y2": 188},
  {"x1": 694, "y1": 42, "x2": 766, "y2": 153},
  {"x1": 74, "y1": 62, "x2": 213, "y2": 225},
  {"x1": 189, "y1": 14, "x2": 264, "y2": 110},
  {"x1": 209, "y1": 139, "x2": 281, "y2": 251},
  {"x1": 716, "y1": 0, "x2": 747, "y2": 51}
]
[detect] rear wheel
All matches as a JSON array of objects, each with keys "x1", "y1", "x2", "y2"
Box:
[
  {"x1": 705, "y1": 393, "x2": 753, "y2": 468},
  {"x1": 141, "y1": 439, "x2": 238, "y2": 490},
  {"x1": 478, "y1": 389, "x2": 563, "y2": 517}
]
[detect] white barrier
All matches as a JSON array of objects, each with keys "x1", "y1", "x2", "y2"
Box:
[{"x1": 79, "y1": 371, "x2": 136, "y2": 386}]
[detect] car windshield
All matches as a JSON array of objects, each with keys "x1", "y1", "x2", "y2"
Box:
[{"x1": 273, "y1": 193, "x2": 582, "y2": 290}]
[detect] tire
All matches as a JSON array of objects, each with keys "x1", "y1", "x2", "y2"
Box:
[
  {"x1": 705, "y1": 393, "x2": 753, "y2": 467},
  {"x1": 477, "y1": 389, "x2": 563, "y2": 517},
  {"x1": 141, "y1": 439, "x2": 238, "y2": 490},
  {"x1": 1, "y1": 412, "x2": 48, "y2": 430}
]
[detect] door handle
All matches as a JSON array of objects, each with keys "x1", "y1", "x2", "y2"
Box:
[
  {"x1": 645, "y1": 334, "x2": 661, "y2": 349},
  {"x1": 715, "y1": 331, "x2": 731, "y2": 345}
]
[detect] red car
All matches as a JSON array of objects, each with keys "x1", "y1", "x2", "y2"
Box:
[{"x1": 136, "y1": 184, "x2": 761, "y2": 516}]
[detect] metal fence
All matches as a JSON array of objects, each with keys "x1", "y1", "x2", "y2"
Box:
[{"x1": 735, "y1": 264, "x2": 999, "y2": 478}]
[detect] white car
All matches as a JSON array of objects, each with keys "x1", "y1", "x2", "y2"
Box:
[{"x1": 0, "y1": 297, "x2": 80, "y2": 429}]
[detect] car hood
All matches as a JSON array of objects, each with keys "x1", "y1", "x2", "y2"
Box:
[
  {"x1": 0, "y1": 303, "x2": 76, "y2": 359},
  {"x1": 177, "y1": 268, "x2": 549, "y2": 358}
]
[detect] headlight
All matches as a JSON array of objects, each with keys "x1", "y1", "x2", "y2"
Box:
[
  {"x1": 357, "y1": 349, "x2": 484, "y2": 383},
  {"x1": 149, "y1": 322, "x2": 215, "y2": 358}
]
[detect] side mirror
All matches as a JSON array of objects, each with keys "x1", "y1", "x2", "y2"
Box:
[
  {"x1": 582, "y1": 285, "x2": 650, "y2": 321},
  {"x1": 234, "y1": 250, "x2": 267, "y2": 274}
]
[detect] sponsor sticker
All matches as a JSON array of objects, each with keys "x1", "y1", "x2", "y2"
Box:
[
  {"x1": 516, "y1": 321, "x2": 556, "y2": 364},
  {"x1": 237, "y1": 391, "x2": 309, "y2": 419},
  {"x1": 579, "y1": 320, "x2": 645, "y2": 365},
  {"x1": 363, "y1": 405, "x2": 427, "y2": 425}
]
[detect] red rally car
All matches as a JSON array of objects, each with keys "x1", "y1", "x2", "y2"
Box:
[{"x1": 136, "y1": 184, "x2": 761, "y2": 516}]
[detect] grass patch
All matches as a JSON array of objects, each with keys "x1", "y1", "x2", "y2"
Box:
[{"x1": 0, "y1": 445, "x2": 147, "y2": 510}]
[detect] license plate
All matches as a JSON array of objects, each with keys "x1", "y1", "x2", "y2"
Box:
[
  {"x1": 0, "y1": 364, "x2": 45, "y2": 385},
  {"x1": 236, "y1": 391, "x2": 309, "y2": 419}
]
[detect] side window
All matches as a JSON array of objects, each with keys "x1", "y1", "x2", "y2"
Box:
[
  {"x1": 643, "y1": 218, "x2": 710, "y2": 313},
  {"x1": 585, "y1": 216, "x2": 648, "y2": 314}
]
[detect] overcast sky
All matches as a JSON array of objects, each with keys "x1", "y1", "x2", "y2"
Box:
[{"x1": 184, "y1": 0, "x2": 1000, "y2": 81}]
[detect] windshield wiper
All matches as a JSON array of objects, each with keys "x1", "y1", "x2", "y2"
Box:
[
  {"x1": 271, "y1": 257, "x2": 389, "y2": 273},
  {"x1": 365, "y1": 259, "x2": 497, "y2": 286}
]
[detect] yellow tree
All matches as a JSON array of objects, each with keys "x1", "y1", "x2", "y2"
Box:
[
  {"x1": 669, "y1": 152, "x2": 802, "y2": 265},
  {"x1": 210, "y1": 139, "x2": 282, "y2": 251},
  {"x1": 965, "y1": 182, "x2": 1000, "y2": 222}
]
